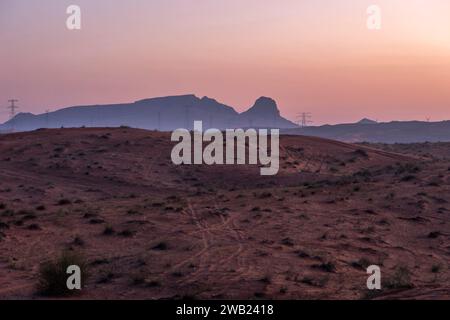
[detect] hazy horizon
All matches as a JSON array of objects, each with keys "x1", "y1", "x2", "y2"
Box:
[{"x1": 1, "y1": 0, "x2": 450, "y2": 125}]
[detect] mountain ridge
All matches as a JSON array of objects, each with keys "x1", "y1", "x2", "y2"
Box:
[
  {"x1": 283, "y1": 120, "x2": 450, "y2": 143},
  {"x1": 0, "y1": 94, "x2": 297, "y2": 132}
]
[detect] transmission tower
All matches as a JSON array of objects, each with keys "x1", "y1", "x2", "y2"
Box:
[
  {"x1": 157, "y1": 111, "x2": 161, "y2": 131},
  {"x1": 7, "y1": 99, "x2": 19, "y2": 119},
  {"x1": 297, "y1": 112, "x2": 313, "y2": 128},
  {"x1": 185, "y1": 105, "x2": 192, "y2": 129},
  {"x1": 45, "y1": 109, "x2": 50, "y2": 128}
]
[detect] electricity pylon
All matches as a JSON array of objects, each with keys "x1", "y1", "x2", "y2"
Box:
[
  {"x1": 297, "y1": 112, "x2": 312, "y2": 128},
  {"x1": 7, "y1": 99, "x2": 19, "y2": 119}
]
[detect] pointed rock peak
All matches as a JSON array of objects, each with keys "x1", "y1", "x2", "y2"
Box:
[
  {"x1": 358, "y1": 118, "x2": 377, "y2": 124},
  {"x1": 201, "y1": 96, "x2": 218, "y2": 103},
  {"x1": 246, "y1": 97, "x2": 280, "y2": 115}
]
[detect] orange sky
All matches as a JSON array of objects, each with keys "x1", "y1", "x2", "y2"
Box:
[{"x1": 1, "y1": 0, "x2": 449, "y2": 124}]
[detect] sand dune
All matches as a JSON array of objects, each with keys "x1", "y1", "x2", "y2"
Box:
[{"x1": 0, "y1": 128, "x2": 448, "y2": 299}]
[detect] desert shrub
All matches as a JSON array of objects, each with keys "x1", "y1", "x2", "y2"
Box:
[
  {"x1": 281, "y1": 238, "x2": 294, "y2": 247},
  {"x1": 300, "y1": 276, "x2": 329, "y2": 288},
  {"x1": 27, "y1": 223, "x2": 41, "y2": 231},
  {"x1": 118, "y1": 229, "x2": 135, "y2": 237},
  {"x1": 0, "y1": 222, "x2": 9, "y2": 230},
  {"x1": 146, "y1": 280, "x2": 161, "y2": 288},
  {"x1": 312, "y1": 262, "x2": 336, "y2": 273},
  {"x1": 351, "y1": 258, "x2": 372, "y2": 270},
  {"x1": 395, "y1": 163, "x2": 421, "y2": 175},
  {"x1": 102, "y1": 226, "x2": 115, "y2": 236},
  {"x1": 57, "y1": 199, "x2": 71, "y2": 206},
  {"x1": 131, "y1": 273, "x2": 146, "y2": 285},
  {"x1": 401, "y1": 175, "x2": 416, "y2": 182},
  {"x1": 37, "y1": 251, "x2": 88, "y2": 296},
  {"x1": 72, "y1": 236, "x2": 85, "y2": 246},
  {"x1": 89, "y1": 218, "x2": 105, "y2": 225},
  {"x1": 431, "y1": 264, "x2": 441, "y2": 273},
  {"x1": 256, "y1": 192, "x2": 272, "y2": 199},
  {"x1": 354, "y1": 149, "x2": 369, "y2": 157},
  {"x1": 427, "y1": 231, "x2": 442, "y2": 239},
  {"x1": 258, "y1": 275, "x2": 272, "y2": 284},
  {"x1": 384, "y1": 266, "x2": 413, "y2": 290},
  {"x1": 152, "y1": 242, "x2": 168, "y2": 250},
  {"x1": 97, "y1": 271, "x2": 115, "y2": 284}
]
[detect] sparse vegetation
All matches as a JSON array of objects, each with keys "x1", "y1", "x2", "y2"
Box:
[
  {"x1": 351, "y1": 258, "x2": 372, "y2": 270},
  {"x1": 37, "y1": 251, "x2": 88, "y2": 296},
  {"x1": 312, "y1": 262, "x2": 336, "y2": 273},
  {"x1": 118, "y1": 229, "x2": 135, "y2": 237},
  {"x1": 1, "y1": 129, "x2": 450, "y2": 299},
  {"x1": 57, "y1": 199, "x2": 72, "y2": 206},
  {"x1": 431, "y1": 264, "x2": 441, "y2": 273},
  {"x1": 102, "y1": 226, "x2": 115, "y2": 236},
  {"x1": 27, "y1": 223, "x2": 41, "y2": 231},
  {"x1": 354, "y1": 149, "x2": 369, "y2": 158},
  {"x1": 385, "y1": 266, "x2": 413, "y2": 290},
  {"x1": 152, "y1": 242, "x2": 168, "y2": 250}
]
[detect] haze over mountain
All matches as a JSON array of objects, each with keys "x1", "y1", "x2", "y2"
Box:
[
  {"x1": 0, "y1": 95, "x2": 297, "y2": 132},
  {"x1": 283, "y1": 120, "x2": 450, "y2": 143},
  {"x1": 1, "y1": 95, "x2": 450, "y2": 143}
]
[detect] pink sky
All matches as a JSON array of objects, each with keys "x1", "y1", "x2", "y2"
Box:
[{"x1": 1, "y1": 0, "x2": 450, "y2": 124}]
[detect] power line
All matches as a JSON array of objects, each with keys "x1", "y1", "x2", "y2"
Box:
[{"x1": 297, "y1": 112, "x2": 313, "y2": 128}]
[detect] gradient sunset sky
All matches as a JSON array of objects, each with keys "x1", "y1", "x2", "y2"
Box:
[{"x1": 1, "y1": 0, "x2": 449, "y2": 124}]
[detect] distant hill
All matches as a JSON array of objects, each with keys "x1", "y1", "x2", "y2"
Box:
[
  {"x1": 357, "y1": 118, "x2": 378, "y2": 125},
  {"x1": 0, "y1": 95, "x2": 297, "y2": 132},
  {"x1": 283, "y1": 120, "x2": 450, "y2": 143}
]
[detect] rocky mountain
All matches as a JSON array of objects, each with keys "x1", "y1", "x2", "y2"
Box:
[
  {"x1": 283, "y1": 120, "x2": 450, "y2": 143},
  {"x1": 238, "y1": 97, "x2": 296, "y2": 129},
  {"x1": 0, "y1": 95, "x2": 297, "y2": 132}
]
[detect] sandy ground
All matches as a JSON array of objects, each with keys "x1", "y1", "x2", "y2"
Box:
[{"x1": 0, "y1": 128, "x2": 449, "y2": 300}]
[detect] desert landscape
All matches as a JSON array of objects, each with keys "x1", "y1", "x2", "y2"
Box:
[{"x1": 0, "y1": 127, "x2": 449, "y2": 300}]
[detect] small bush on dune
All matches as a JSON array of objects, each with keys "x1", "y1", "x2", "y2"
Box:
[
  {"x1": 37, "y1": 251, "x2": 88, "y2": 296},
  {"x1": 354, "y1": 149, "x2": 369, "y2": 158},
  {"x1": 385, "y1": 266, "x2": 413, "y2": 290}
]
